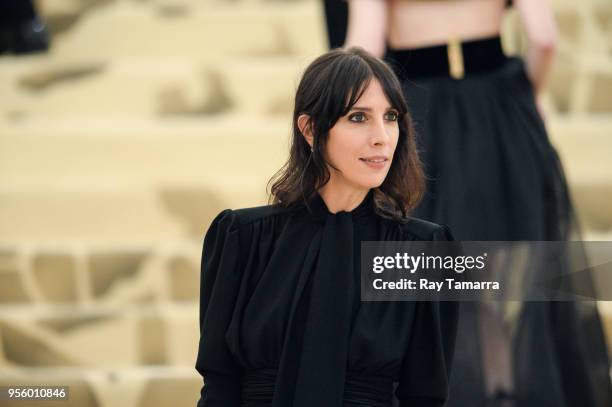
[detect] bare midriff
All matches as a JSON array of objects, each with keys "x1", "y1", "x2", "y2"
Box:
[{"x1": 387, "y1": 0, "x2": 506, "y2": 49}]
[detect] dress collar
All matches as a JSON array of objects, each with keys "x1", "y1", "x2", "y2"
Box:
[{"x1": 307, "y1": 190, "x2": 375, "y2": 222}]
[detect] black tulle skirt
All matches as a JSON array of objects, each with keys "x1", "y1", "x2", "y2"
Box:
[{"x1": 385, "y1": 37, "x2": 612, "y2": 407}]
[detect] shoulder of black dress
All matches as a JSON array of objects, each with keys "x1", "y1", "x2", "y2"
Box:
[
  {"x1": 399, "y1": 217, "x2": 453, "y2": 241},
  {"x1": 230, "y1": 204, "x2": 295, "y2": 227}
]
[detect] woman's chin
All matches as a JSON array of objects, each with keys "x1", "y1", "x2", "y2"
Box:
[{"x1": 357, "y1": 178, "x2": 386, "y2": 190}]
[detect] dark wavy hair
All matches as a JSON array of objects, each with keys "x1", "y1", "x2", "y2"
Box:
[{"x1": 268, "y1": 47, "x2": 425, "y2": 221}]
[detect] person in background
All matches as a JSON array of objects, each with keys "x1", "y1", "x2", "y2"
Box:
[
  {"x1": 344, "y1": 0, "x2": 612, "y2": 406},
  {"x1": 0, "y1": 0, "x2": 50, "y2": 55},
  {"x1": 322, "y1": 0, "x2": 348, "y2": 49}
]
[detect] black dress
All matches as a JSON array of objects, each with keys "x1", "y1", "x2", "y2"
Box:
[
  {"x1": 195, "y1": 191, "x2": 459, "y2": 407},
  {"x1": 385, "y1": 37, "x2": 612, "y2": 406},
  {"x1": 322, "y1": 0, "x2": 348, "y2": 49}
]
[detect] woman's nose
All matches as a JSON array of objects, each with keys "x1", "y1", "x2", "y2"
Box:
[{"x1": 371, "y1": 119, "x2": 390, "y2": 145}]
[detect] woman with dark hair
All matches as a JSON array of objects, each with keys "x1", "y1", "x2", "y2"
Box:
[
  {"x1": 344, "y1": 1, "x2": 612, "y2": 406},
  {"x1": 195, "y1": 47, "x2": 459, "y2": 407}
]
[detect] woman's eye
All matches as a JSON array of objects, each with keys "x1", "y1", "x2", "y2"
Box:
[
  {"x1": 385, "y1": 111, "x2": 399, "y2": 121},
  {"x1": 348, "y1": 112, "x2": 366, "y2": 122}
]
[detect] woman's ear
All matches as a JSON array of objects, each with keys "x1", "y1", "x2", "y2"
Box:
[{"x1": 297, "y1": 114, "x2": 314, "y2": 148}]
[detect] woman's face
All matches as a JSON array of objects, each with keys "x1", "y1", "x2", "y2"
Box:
[{"x1": 323, "y1": 79, "x2": 400, "y2": 194}]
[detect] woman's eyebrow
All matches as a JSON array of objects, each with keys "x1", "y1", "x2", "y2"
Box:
[{"x1": 349, "y1": 106, "x2": 394, "y2": 111}]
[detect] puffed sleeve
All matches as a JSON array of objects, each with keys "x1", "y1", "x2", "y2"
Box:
[
  {"x1": 195, "y1": 209, "x2": 243, "y2": 407},
  {"x1": 395, "y1": 225, "x2": 460, "y2": 407}
]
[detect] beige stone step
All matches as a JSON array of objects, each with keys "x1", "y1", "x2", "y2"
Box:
[
  {"x1": 0, "y1": 58, "x2": 203, "y2": 118},
  {"x1": 0, "y1": 116, "x2": 287, "y2": 183},
  {"x1": 50, "y1": 1, "x2": 326, "y2": 61},
  {"x1": 0, "y1": 240, "x2": 202, "y2": 305},
  {"x1": 0, "y1": 187, "x2": 185, "y2": 242},
  {"x1": 0, "y1": 1, "x2": 324, "y2": 118},
  {"x1": 549, "y1": 56, "x2": 612, "y2": 115},
  {"x1": 0, "y1": 181, "x2": 270, "y2": 243},
  {"x1": 548, "y1": 118, "x2": 612, "y2": 231},
  {"x1": 0, "y1": 56, "x2": 305, "y2": 118},
  {"x1": 0, "y1": 117, "x2": 282, "y2": 241},
  {"x1": 0, "y1": 304, "x2": 199, "y2": 368},
  {"x1": 0, "y1": 116, "x2": 286, "y2": 242}
]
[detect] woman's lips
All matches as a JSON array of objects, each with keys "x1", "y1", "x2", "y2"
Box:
[{"x1": 359, "y1": 156, "x2": 388, "y2": 169}]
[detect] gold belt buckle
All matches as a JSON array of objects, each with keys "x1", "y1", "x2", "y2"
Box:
[{"x1": 447, "y1": 37, "x2": 465, "y2": 79}]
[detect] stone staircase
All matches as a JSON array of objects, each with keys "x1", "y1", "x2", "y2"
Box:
[{"x1": 0, "y1": 0, "x2": 611, "y2": 406}]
